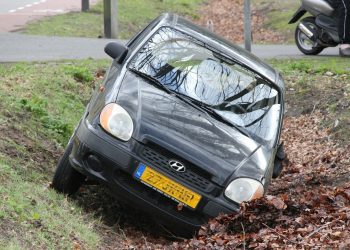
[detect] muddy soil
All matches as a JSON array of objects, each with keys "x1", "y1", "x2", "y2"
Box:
[{"x1": 0, "y1": 110, "x2": 62, "y2": 180}]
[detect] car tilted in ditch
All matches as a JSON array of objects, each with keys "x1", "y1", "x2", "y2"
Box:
[{"x1": 52, "y1": 13, "x2": 286, "y2": 236}]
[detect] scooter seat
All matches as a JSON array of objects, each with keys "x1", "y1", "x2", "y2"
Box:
[{"x1": 302, "y1": 0, "x2": 335, "y2": 17}]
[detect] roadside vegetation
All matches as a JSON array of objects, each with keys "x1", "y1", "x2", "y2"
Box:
[
  {"x1": 24, "y1": 0, "x2": 204, "y2": 39},
  {"x1": 0, "y1": 57, "x2": 348, "y2": 248},
  {"x1": 270, "y1": 58, "x2": 350, "y2": 144},
  {"x1": 0, "y1": 60, "x2": 109, "y2": 249},
  {"x1": 23, "y1": 0, "x2": 299, "y2": 43},
  {"x1": 254, "y1": 0, "x2": 300, "y2": 42}
]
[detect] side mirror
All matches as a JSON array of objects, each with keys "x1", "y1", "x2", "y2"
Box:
[{"x1": 104, "y1": 42, "x2": 128, "y2": 63}]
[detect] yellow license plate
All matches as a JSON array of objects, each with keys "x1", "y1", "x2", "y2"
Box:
[{"x1": 134, "y1": 164, "x2": 201, "y2": 209}]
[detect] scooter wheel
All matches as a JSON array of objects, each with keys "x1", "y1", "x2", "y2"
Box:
[{"x1": 295, "y1": 17, "x2": 325, "y2": 55}]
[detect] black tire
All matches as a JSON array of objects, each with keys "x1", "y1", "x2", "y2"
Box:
[
  {"x1": 52, "y1": 142, "x2": 85, "y2": 195},
  {"x1": 295, "y1": 17, "x2": 325, "y2": 55},
  {"x1": 272, "y1": 143, "x2": 286, "y2": 179},
  {"x1": 272, "y1": 160, "x2": 284, "y2": 179}
]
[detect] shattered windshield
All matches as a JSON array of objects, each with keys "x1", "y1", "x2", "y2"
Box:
[{"x1": 129, "y1": 27, "x2": 281, "y2": 146}]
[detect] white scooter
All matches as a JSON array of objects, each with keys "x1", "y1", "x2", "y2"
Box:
[{"x1": 289, "y1": 0, "x2": 340, "y2": 55}]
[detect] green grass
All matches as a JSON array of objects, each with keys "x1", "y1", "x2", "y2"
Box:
[
  {"x1": 0, "y1": 60, "x2": 106, "y2": 145},
  {"x1": 254, "y1": 0, "x2": 300, "y2": 43},
  {"x1": 23, "y1": 0, "x2": 303, "y2": 43},
  {"x1": 24, "y1": 0, "x2": 205, "y2": 39},
  {"x1": 270, "y1": 58, "x2": 350, "y2": 75},
  {"x1": 0, "y1": 59, "x2": 110, "y2": 249},
  {"x1": 0, "y1": 162, "x2": 99, "y2": 249},
  {"x1": 269, "y1": 58, "x2": 350, "y2": 144}
]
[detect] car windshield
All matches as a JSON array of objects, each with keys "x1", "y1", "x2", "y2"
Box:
[{"x1": 129, "y1": 27, "x2": 281, "y2": 147}]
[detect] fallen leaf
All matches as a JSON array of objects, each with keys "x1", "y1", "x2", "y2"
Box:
[{"x1": 266, "y1": 195, "x2": 287, "y2": 210}]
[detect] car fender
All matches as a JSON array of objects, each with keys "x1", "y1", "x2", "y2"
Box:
[{"x1": 226, "y1": 145, "x2": 275, "y2": 189}]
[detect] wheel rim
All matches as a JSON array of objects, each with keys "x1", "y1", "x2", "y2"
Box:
[{"x1": 297, "y1": 22, "x2": 318, "y2": 51}]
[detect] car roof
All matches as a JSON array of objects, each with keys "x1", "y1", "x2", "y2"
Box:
[{"x1": 153, "y1": 13, "x2": 279, "y2": 85}]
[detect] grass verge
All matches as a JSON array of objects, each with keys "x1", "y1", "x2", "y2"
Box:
[
  {"x1": 24, "y1": 0, "x2": 300, "y2": 43},
  {"x1": 24, "y1": 0, "x2": 204, "y2": 39},
  {"x1": 269, "y1": 58, "x2": 350, "y2": 144},
  {"x1": 0, "y1": 161, "x2": 99, "y2": 249},
  {"x1": 254, "y1": 0, "x2": 300, "y2": 43},
  {"x1": 0, "y1": 59, "x2": 110, "y2": 249}
]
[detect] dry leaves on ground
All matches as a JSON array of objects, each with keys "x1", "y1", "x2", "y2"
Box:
[
  {"x1": 195, "y1": 0, "x2": 285, "y2": 43},
  {"x1": 172, "y1": 112, "x2": 350, "y2": 249},
  {"x1": 125, "y1": 112, "x2": 350, "y2": 249}
]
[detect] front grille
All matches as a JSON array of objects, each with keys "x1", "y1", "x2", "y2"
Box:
[{"x1": 138, "y1": 143, "x2": 214, "y2": 192}]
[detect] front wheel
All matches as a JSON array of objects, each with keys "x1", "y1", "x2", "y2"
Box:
[
  {"x1": 272, "y1": 143, "x2": 286, "y2": 179},
  {"x1": 295, "y1": 17, "x2": 325, "y2": 55},
  {"x1": 52, "y1": 142, "x2": 85, "y2": 195}
]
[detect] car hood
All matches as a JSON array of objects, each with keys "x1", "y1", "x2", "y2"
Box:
[{"x1": 117, "y1": 71, "x2": 263, "y2": 185}]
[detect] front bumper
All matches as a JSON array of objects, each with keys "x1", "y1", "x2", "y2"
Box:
[{"x1": 69, "y1": 118, "x2": 238, "y2": 231}]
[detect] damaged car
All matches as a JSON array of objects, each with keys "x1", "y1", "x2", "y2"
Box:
[{"x1": 52, "y1": 13, "x2": 286, "y2": 236}]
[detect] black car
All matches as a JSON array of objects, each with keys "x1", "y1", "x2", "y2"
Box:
[{"x1": 52, "y1": 13, "x2": 285, "y2": 235}]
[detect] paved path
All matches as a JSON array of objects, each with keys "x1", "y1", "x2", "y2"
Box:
[
  {"x1": 251, "y1": 44, "x2": 340, "y2": 59},
  {"x1": 0, "y1": 0, "x2": 97, "y2": 32},
  {"x1": 0, "y1": 0, "x2": 43, "y2": 13},
  {"x1": 0, "y1": 33, "x2": 110, "y2": 62},
  {"x1": 0, "y1": 32, "x2": 341, "y2": 63}
]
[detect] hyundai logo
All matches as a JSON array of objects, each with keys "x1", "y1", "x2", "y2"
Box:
[{"x1": 169, "y1": 160, "x2": 186, "y2": 172}]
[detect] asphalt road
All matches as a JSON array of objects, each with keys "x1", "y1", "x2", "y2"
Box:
[
  {"x1": 0, "y1": 32, "x2": 341, "y2": 63},
  {"x1": 251, "y1": 44, "x2": 340, "y2": 59},
  {"x1": 0, "y1": 33, "x2": 111, "y2": 62},
  {"x1": 0, "y1": 0, "x2": 41, "y2": 13},
  {"x1": 0, "y1": 0, "x2": 85, "y2": 32}
]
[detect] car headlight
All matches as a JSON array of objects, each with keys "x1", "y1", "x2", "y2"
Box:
[
  {"x1": 224, "y1": 178, "x2": 264, "y2": 204},
  {"x1": 100, "y1": 103, "x2": 133, "y2": 141}
]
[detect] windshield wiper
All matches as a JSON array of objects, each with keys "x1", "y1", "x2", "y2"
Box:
[
  {"x1": 129, "y1": 68, "x2": 251, "y2": 138},
  {"x1": 129, "y1": 68, "x2": 172, "y2": 94},
  {"x1": 212, "y1": 51, "x2": 237, "y2": 65},
  {"x1": 175, "y1": 93, "x2": 252, "y2": 138}
]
